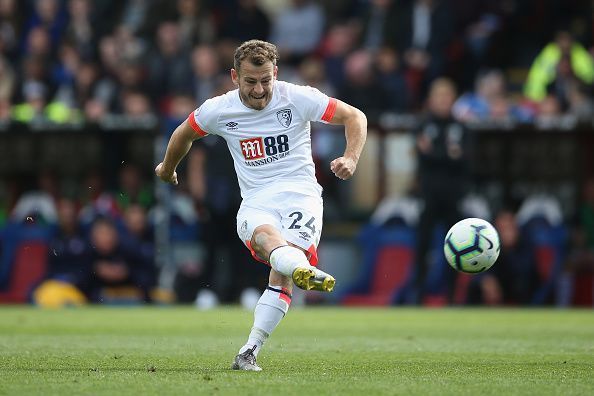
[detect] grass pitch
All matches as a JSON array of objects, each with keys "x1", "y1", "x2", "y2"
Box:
[{"x1": 0, "y1": 306, "x2": 592, "y2": 396}]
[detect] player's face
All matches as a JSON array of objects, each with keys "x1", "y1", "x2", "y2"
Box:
[{"x1": 232, "y1": 61, "x2": 277, "y2": 110}]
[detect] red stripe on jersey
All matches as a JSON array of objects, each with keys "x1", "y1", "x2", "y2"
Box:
[
  {"x1": 321, "y1": 98, "x2": 338, "y2": 122},
  {"x1": 279, "y1": 287, "x2": 292, "y2": 305},
  {"x1": 187, "y1": 112, "x2": 208, "y2": 137}
]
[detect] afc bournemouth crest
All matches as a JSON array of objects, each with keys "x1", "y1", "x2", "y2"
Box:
[{"x1": 276, "y1": 109, "x2": 292, "y2": 128}]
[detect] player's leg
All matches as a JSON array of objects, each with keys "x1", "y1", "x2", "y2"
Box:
[
  {"x1": 232, "y1": 268, "x2": 291, "y2": 371},
  {"x1": 251, "y1": 224, "x2": 335, "y2": 292}
]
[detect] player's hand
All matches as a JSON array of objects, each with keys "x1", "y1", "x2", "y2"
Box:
[
  {"x1": 330, "y1": 156, "x2": 357, "y2": 180},
  {"x1": 155, "y1": 162, "x2": 178, "y2": 185}
]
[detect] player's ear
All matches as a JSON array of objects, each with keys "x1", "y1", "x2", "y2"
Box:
[
  {"x1": 273, "y1": 65, "x2": 278, "y2": 80},
  {"x1": 231, "y1": 68, "x2": 239, "y2": 86}
]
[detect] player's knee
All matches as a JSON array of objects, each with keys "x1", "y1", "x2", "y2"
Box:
[{"x1": 252, "y1": 224, "x2": 283, "y2": 259}]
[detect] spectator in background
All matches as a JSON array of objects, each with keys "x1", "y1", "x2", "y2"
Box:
[
  {"x1": 337, "y1": 49, "x2": 391, "y2": 122},
  {"x1": 388, "y1": 0, "x2": 454, "y2": 107},
  {"x1": 0, "y1": 55, "x2": 15, "y2": 103},
  {"x1": 270, "y1": 0, "x2": 325, "y2": 65},
  {"x1": 22, "y1": 0, "x2": 67, "y2": 53},
  {"x1": 319, "y1": 22, "x2": 358, "y2": 90},
  {"x1": 219, "y1": 0, "x2": 271, "y2": 44},
  {"x1": 11, "y1": 169, "x2": 59, "y2": 224},
  {"x1": 0, "y1": 0, "x2": 20, "y2": 59},
  {"x1": 116, "y1": 163, "x2": 153, "y2": 212},
  {"x1": 83, "y1": 217, "x2": 156, "y2": 302},
  {"x1": 65, "y1": 0, "x2": 96, "y2": 61},
  {"x1": 121, "y1": 204, "x2": 154, "y2": 279},
  {"x1": 358, "y1": 0, "x2": 397, "y2": 52},
  {"x1": 374, "y1": 46, "x2": 409, "y2": 112},
  {"x1": 413, "y1": 78, "x2": 469, "y2": 304},
  {"x1": 524, "y1": 30, "x2": 594, "y2": 103},
  {"x1": 11, "y1": 80, "x2": 48, "y2": 123},
  {"x1": 146, "y1": 21, "x2": 191, "y2": 101},
  {"x1": 190, "y1": 44, "x2": 223, "y2": 105},
  {"x1": 174, "y1": 0, "x2": 215, "y2": 45},
  {"x1": 44, "y1": 198, "x2": 89, "y2": 287},
  {"x1": 120, "y1": 89, "x2": 154, "y2": 121},
  {"x1": 453, "y1": 69, "x2": 528, "y2": 123},
  {"x1": 118, "y1": 0, "x2": 154, "y2": 36},
  {"x1": 78, "y1": 170, "x2": 120, "y2": 228},
  {"x1": 468, "y1": 209, "x2": 539, "y2": 305}
]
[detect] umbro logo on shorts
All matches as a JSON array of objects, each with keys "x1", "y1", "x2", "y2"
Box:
[
  {"x1": 298, "y1": 231, "x2": 311, "y2": 241},
  {"x1": 226, "y1": 121, "x2": 239, "y2": 130}
]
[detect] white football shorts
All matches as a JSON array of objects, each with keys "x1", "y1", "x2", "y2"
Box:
[{"x1": 236, "y1": 190, "x2": 323, "y2": 266}]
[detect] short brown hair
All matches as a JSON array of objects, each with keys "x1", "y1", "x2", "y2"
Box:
[{"x1": 233, "y1": 40, "x2": 279, "y2": 72}]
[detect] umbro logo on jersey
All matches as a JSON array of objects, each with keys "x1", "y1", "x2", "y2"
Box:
[
  {"x1": 226, "y1": 121, "x2": 239, "y2": 130},
  {"x1": 298, "y1": 231, "x2": 311, "y2": 241},
  {"x1": 276, "y1": 109, "x2": 292, "y2": 128}
]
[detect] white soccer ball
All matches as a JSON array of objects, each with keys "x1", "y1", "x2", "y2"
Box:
[{"x1": 443, "y1": 218, "x2": 500, "y2": 273}]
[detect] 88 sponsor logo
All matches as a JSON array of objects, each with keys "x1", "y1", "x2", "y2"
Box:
[{"x1": 240, "y1": 134, "x2": 289, "y2": 161}]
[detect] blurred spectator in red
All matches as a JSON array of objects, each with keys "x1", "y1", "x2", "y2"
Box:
[
  {"x1": 524, "y1": 30, "x2": 594, "y2": 103},
  {"x1": 270, "y1": 0, "x2": 325, "y2": 65}
]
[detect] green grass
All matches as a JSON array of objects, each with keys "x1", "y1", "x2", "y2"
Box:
[{"x1": 0, "y1": 306, "x2": 592, "y2": 395}]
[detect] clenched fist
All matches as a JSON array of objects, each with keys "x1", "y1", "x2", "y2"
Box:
[
  {"x1": 155, "y1": 162, "x2": 178, "y2": 185},
  {"x1": 330, "y1": 156, "x2": 357, "y2": 180}
]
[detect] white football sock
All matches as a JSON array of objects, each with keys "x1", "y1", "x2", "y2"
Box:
[
  {"x1": 239, "y1": 285, "x2": 291, "y2": 357},
  {"x1": 269, "y1": 245, "x2": 312, "y2": 277}
]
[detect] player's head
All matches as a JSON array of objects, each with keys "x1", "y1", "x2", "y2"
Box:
[{"x1": 231, "y1": 40, "x2": 279, "y2": 110}]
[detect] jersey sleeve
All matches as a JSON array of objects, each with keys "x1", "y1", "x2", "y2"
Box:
[
  {"x1": 187, "y1": 96, "x2": 223, "y2": 137},
  {"x1": 290, "y1": 84, "x2": 337, "y2": 124}
]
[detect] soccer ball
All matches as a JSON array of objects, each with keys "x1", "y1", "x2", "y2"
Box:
[{"x1": 443, "y1": 218, "x2": 500, "y2": 273}]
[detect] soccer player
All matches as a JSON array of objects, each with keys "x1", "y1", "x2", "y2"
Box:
[{"x1": 155, "y1": 40, "x2": 367, "y2": 371}]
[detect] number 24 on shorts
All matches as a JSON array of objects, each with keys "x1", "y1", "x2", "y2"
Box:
[{"x1": 288, "y1": 211, "x2": 316, "y2": 234}]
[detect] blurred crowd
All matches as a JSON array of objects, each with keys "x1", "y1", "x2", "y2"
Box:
[
  {"x1": 0, "y1": 0, "x2": 591, "y2": 125},
  {"x1": 0, "y1": 0, "x2": 593, "y2": 307}
]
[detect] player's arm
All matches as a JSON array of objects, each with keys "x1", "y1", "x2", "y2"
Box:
[
  {"x1": 155, "y1": 119, "x2": 202, "y2": 185},
  {"x1": 327, "y1": 100, "x2": 367, "y2": 180}
]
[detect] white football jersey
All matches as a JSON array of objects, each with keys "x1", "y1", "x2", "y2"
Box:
[{"x1": 188, "y1": 81, "x2": 337, "y2": 199}]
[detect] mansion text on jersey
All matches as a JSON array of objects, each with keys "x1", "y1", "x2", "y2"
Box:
[{"x1": 244, "y1": 152, "x2": 290, "y2": 167}]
